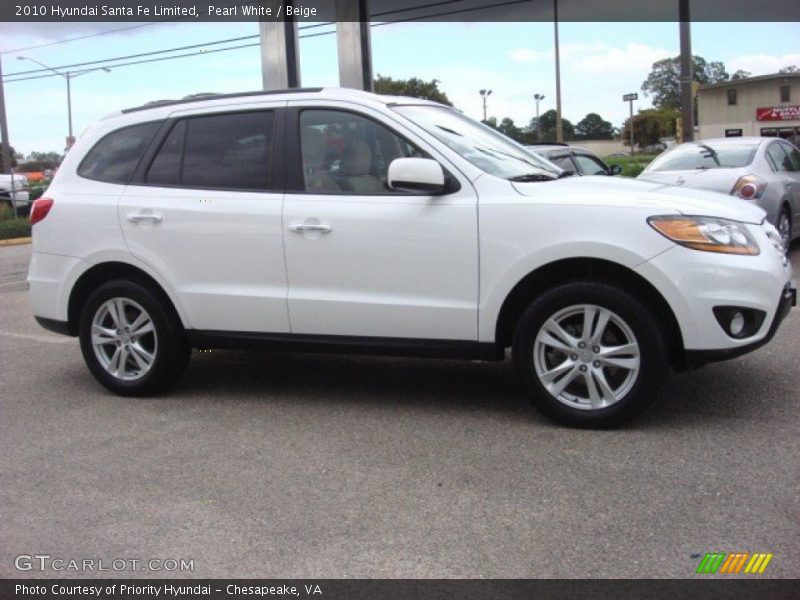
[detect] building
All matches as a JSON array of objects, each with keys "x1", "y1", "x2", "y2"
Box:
[{"x1": 697, "y1": 72, "x2": 800, "y2": 142}]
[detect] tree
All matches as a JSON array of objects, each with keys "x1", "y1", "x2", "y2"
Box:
[
  {"x1": 620, "y1": 108, "x2": 679, "y2": 149},
  {"x1": 533, "y1": 110, "x2": 574, "y2": 142},
  {"x1": 731, "y1": 69, "x2": 752, "y2": 80},
  {"x1": 641, "y1": 55, "x2": 731, "y2": 111},
  {"x1": 497, "y1": 117, "x2": 525, "y2": 142},
  {"x1": 27, "y1": 151, "x2": 62, "y2": 164},
  {"x1": 373, "y1": 75, "x2": 453, "y2": 106},
  {"x1": 779, "y1": 65, "x2": 799, "y2": 73},
  {"x1": 574, "y1": 113, "x2": 615, "y2": 140},
  {"x1": 0, "y1": 145, "x2": 19, "y2": 172}
]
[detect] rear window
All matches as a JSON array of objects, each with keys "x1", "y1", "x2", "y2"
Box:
[
  {"x1": 647, "y1": 142, "x2": 758, "y2": 172},
  {"x1": 78, "y1": 121, "x2": 161, "y2": 183}
]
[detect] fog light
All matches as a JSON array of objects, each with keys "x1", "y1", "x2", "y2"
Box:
[
  {"x1": 729, "y1": 312, "x2": 745, "y2": 336},
  {"x1": 712, "y1": 306, "x2": 766, "y2": 339}
]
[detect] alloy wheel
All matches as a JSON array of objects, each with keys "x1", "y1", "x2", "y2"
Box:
[
  {"x1": 533, "y1": 304, "x2": 640, "y2": 410},
  {"x1": 91, "y1": 297, "x2": 158, "y2": 381}
]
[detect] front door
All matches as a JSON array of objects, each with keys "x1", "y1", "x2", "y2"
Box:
[{"x1": 282, "y1": 105, "x2": 479, "y2": 341}]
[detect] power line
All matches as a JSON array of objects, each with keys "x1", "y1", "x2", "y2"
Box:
[
  {"x1": 0, "y1": 23, "x2": 161, "y2": 55},
  {"x1": 2, "y1": 0, "x2": 534, "y2": 84}
]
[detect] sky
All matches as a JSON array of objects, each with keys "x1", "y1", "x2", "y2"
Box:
[{"x1": 0, "y1": 20, "x2": 799, "y2": 155}]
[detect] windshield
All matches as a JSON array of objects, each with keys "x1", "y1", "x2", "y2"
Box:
[
  {"x1": 647, "y1": 142, "x2": 758, "y2": 171},
  {"x1": 392, "y1": 105, "x2": 562, "y2": 179}
]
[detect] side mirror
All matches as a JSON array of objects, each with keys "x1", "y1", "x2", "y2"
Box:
[
  {"x1": 609, "y1": 164, "x2": 622, "y2": 176},
  {"x1": 387, "y1": 158, "x2": 448, "y2": 194}
]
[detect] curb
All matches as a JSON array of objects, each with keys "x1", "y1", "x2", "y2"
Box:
[{"x1": 0, "y1": 237, "x2": 32, "y2": 247}]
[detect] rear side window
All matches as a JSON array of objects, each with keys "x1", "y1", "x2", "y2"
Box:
[
  {"x1": 78, "y1": 121, "x2": 161, "y2": 183},
  {"x1": 145, "y1": 111, "x2": 276, "y2": 191}
]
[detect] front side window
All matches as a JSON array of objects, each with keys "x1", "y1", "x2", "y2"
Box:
[
  {"x1": 647, "y1": 142, "x2": 758, "y2": 172},
  {"x1": 572, "y1": 154, "x2": 609, "y2": 175},
  {"x1": 392, "y1": 105, "x2": 561, "y2": 180},
  {"x1": 144, "y1": 111, "x2": 276, "y2": 191},
  {"x1": 299, "y1": 110, "x2": 425, "y2": 194},
  {"x1": 78, "y1": 121, "x2": 161, "y2": 183},
  {"x1": 548, "y1": 154, "x2": 576, "y2": 172}
]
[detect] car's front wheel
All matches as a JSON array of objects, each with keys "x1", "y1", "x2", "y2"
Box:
[
  {"x1": 512, "y1": 281, "x2": 668, "y2": 427},
  {"x1": 79, "y1": 280, "x2": 190, "y2": 396},
  {"x1": 777, "y1": 206, "x2": 791, "y2": 253}
]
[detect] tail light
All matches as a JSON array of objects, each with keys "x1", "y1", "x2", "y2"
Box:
[
  {"x1": 731, "y1": 175, "x2": 766, "y2": 200},
  {"x1": 30, "y1": 198, "x2": 54, "y2": 225}
]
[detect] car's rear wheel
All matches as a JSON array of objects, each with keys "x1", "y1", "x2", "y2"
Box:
[
  {"x1": 777, "y1": 206, "x2": 791, "y2": 253},
  {"x1": 512, "y1": 281, "x2": 668, "y2": 427},
  {"x1": 79, "y1": 280, "x2": 190, "y2": 396}
]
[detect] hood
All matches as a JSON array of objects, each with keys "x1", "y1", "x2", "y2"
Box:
[{"x1": 511, "y1": 175, "x2": 765, "y2": 224}]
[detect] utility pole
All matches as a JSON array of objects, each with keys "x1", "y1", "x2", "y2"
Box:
[
  {"x1": 679, "y1": 0, "x2": 694, "y2": 142},
  {"x1": 0, "y1": 56, "x2": 12, "y2": 176},
  {"x1": 479, "y1": 89, "x2": 492, "y2": 122},
  {"x1": 553, "y1": 0, "x2": 563, "y2": 142},
  {"x1": 533, "y1": 93, "x2": 545, "y2": 141},
  {"x1": 623, "y1": 93, "x2": 638, "y2": 156}
]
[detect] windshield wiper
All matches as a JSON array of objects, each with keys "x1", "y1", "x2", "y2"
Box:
[
  {"x1": 508, "y1": 173, "x2": 558, "y2": 182},
  {"x1": 558, "y1": 170, "x2": 576, "y2": 178}
]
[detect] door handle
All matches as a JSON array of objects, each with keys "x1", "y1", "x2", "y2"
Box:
[
  {"x1": 126, "y1": 211, "x2": 163, "y2": 224},
  {"x1": 289, "y1": 223, "x2": 331, "y2": 234}
]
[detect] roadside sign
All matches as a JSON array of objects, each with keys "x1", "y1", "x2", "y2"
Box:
[
  {"x1": 622, "y1": 93, "x2": 638, "y2": 102},
  {"x1": 725, "y1": 128, "x2": 743, "y2": 137}
]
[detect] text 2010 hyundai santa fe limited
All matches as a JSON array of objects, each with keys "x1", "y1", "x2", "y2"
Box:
[{"x1": 27, "y1": 88, "x2": 796, "y2": 427}]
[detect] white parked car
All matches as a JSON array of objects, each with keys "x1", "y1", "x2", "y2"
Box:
[
  {"x1": 0, "y1": 173, "x2": 31, "y2": 215},
  {"x1": 28, "y1": 89, "x2": 795, "y2": 427},
  {"x1": 638, "y1": 137, "x2": 800, "y2": 251}
]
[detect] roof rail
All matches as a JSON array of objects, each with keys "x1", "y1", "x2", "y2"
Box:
[
  {"x1": 526, "y1": 142, "x2": 569, "y2": 146},
  {"x1": 121, "y1": 88, "x2": 324, "y2": 114}
]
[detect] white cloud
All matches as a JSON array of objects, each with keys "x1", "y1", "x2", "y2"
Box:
[
  {"x1": 727, "y1": 53, "x2": 800, "y2": 76},
  {"x1": 509, "y1": 48, "x2": 551, "y2": 63},
  {"x1": 573, "y1": 42, "x2": 672, "y2": 76}
]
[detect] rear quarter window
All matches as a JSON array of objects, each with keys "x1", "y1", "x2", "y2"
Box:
[{"x1": 77, "y1": 121, "x2": 162, "y2": 184}]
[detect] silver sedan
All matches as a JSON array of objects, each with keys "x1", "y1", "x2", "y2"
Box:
[{"x1": 638, "y1": 137, "x2": 800, "y2": 250}]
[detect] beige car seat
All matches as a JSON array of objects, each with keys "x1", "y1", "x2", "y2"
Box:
[
  {"x1": 340, "y1": 140, "x2": 385, "y2": 194},
  {"x1": 301, "y1": 128, "x2": 340, "y2": 192}
]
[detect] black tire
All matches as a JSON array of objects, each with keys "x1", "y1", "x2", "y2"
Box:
[
  {"x1": 78, "y1": 279, "x2": 190, "y2": 396},
  {"x1": 512, "y1": 280, "x2": 668, "y2": 428},
  {"x1": 778, "y1": 206, "x2": 792, "y2": 254}
]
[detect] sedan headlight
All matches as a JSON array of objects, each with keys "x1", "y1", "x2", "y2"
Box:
[{"x1": 648, "y1": 215, "x2": 760, "y2": 255}]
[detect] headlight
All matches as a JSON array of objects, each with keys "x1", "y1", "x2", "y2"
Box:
[{"x1": 648, "y1": 215, "x2": 760, "y2": 255}]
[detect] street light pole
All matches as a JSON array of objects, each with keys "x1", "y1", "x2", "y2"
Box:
[
  {"x1": 553, "y1": 0, "x2": 563, "y2": 143},
  {"x1": 17, "y1": 56, "x2": 110, "y2": 147},
  {"x1": 678, "y1": 0, "x2": 694, "y2": 142},
  {"x1": 533, "y1": 93, "x2": 545, "y2": 141},
  {"x1": 623, "y1": 93, "x2": 638, "y2": 156},
  {"x1": 479, "y1": 89, "x2": 492, "y2": 122}
]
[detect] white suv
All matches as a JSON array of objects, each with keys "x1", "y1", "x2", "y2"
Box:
[{"x1": 28, "y1": 88, "x2": 795, "y2": 427}]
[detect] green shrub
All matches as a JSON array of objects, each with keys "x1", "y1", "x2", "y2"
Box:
[
  {"x1": 0, "y1": 217, "x2": 31, "y2": 240},
  {"x1": 29, "y1": 187, "x2": 45, "y2": 202},
  {"x1": 0, "y1": 203, "x2": 12, "y2": 221},
  {"x1": 605, "y1": 154, "x2": 657, "y2": 178}
]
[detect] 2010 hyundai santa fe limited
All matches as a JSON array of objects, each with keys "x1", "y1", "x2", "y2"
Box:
[{"x1": 28, "y1": 88, "x2": 796, "y2": 427}]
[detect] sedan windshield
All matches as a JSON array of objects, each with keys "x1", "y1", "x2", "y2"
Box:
[
  {"x1": 647, "y1": 142, "x2": 758, "y2": 171},
  {"x1": 392, "y1": 105, "x2": 562, "y2": 180}
]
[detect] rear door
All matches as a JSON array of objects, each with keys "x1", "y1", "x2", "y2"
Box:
[{"x1": 120, "y1": 105, "x2": 290, "y2": 333}]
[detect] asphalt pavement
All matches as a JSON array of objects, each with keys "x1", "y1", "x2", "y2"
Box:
[{"x1": 1, "y1": 242, "x2": 798, "y2": 579}]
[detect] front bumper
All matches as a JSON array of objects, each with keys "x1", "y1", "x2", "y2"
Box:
[{"x1": 684, "y1": 283, "x2": 796, "y2": 368}]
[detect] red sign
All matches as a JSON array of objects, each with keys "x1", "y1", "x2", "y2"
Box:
[{"x1": 756, "y1": 106, "x2": 800, "y2": 121}]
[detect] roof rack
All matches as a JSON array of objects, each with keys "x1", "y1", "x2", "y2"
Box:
[
  {"x1": 121, "y1": 88, "x2": 324, "y2": 114},
  {"x1": 526, "y1": 142, "x2": 569, "y2": 146}
]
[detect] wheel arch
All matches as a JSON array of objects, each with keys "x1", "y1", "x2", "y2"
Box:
[
  {"x1": 67, "y1": 261, "x2": 185, "y2": 336},
  {"x1": 494, "y1": 257, "x2": 685, "y2": 367}
]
